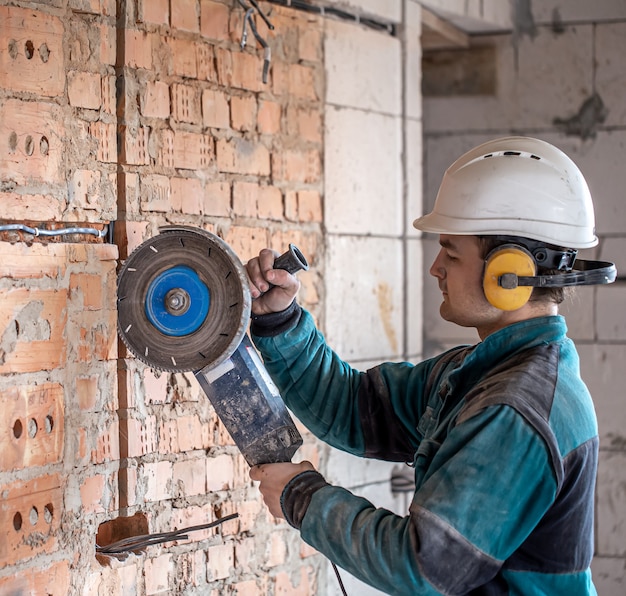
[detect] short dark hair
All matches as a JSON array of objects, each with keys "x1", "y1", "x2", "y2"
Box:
[{"x1": 478, "y1": 235, "x2": 574, "y2": 305}]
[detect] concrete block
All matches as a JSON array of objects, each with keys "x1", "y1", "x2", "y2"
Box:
[
  {"x1": 326, "y1": 0, "x2": 401, "y2": 22},
  {"x1": 596, "y1": 450, "x2": 626, "y2": 556},
  {"x1": 596, "y1": 22, "x2": 626, "y2": 128},
  {"x1": 325, "y1": 106, "x2": 402, "y2": 236},
  {"x1": 325, "y1": 446, "x2": 396, "y2": 488},
  {"x1": 325, "y1": 235, "x2": 404, "y2": 361},
  {"x1": 405, "y1": 1, "x2": 423, "y2": 121},
  {"x1": 591, "y1": 556, "x2": 626, "y2": 596},
  {"x1": 418, "y1": 0, "x2": 512, "y2": 31},
  {"x1": 566, "y1": 131, "x2": 626, "y2": 237},
  {"x1": 578, "y1": 344, "x2": 626, "y2": 449},
  {"x1": 406, "y1": 238, "x2": 424, "y2": 358},
  {"x1": 530, "y1": 0, "x2": 626, "y2": 24},
  {"x1": 405, "y1": 119, "x2": 423, "y2": 238},
  {"x1": 325, "y1": 19, "x2": 401, "y2": 114},
  {"x1": 596, "y1": 237, "x2": 626, "y2": 341},
  {"x1": 424, "y1": 26, "x2": 594, "y2": 133}
]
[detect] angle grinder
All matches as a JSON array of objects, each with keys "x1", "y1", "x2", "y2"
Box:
[{"x1": 117, "y1": 225, "x2": 307, "y2": 465}]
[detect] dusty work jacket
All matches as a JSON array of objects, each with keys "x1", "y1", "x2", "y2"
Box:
[{"x1": 251, "y1": 304, "x2": 598, "y2": 596}]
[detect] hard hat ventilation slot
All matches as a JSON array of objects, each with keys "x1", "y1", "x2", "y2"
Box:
[{"x1": 503, "y1": 151, "x2": 521, "y2": 156}]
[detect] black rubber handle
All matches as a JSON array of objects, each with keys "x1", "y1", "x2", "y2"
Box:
[{"x1": 273, "y1": 244, "x2": 309, "y2": 275}]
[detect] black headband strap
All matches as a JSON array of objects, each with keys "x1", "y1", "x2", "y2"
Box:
[{"x1": 500, "y1": 259, "x2": 617, "y2": 289}]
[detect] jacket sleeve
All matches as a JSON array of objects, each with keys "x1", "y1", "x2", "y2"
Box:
[
  {"x1": 287, "y1": 405, "x2": 558, "y2": 595},
  {"x1": 251, "y1": 306, "x2": 432, "y2": 461}
]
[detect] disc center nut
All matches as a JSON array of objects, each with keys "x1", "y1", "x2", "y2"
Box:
[{"x1": 165, "y1": 288, "x2": 190, "y2": 315}]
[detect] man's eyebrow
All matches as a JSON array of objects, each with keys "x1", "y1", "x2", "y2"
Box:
[{"x1": 439, "y1": 238, "x2": 456, "y2": 250}]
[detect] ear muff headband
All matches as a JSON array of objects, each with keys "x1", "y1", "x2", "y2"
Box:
[
  {"x1": 484, "y1": 243, "x2": 617, "y2": 312},
  {"x1": 483, "y1": 246, "x2": 536, "y2": 311}
]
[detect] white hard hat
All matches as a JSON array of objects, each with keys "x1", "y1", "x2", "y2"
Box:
[{"x1": 414, "y1": 137, "x2": 598, "y2": 249}]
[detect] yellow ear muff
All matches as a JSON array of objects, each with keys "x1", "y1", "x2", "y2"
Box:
[{"x1": 483, "y1": 246, "x2": 536, "y2": 311}]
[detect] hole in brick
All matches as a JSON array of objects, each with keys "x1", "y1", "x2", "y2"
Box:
[
  {"x1": 9, "y1": 131, "x2": 18, "y2": 153},
  {"x1": 39, "y1": 43, "x2": 50, "y2": 63},
  {"x1": 40, "y1": 136, "x2": 49, "y2": 156},
  {"x1": 25, "y1": 40, "x2": 35, "y2": 59},
  {"x1": 13, "y1": 419, "x2": 23, "y2": 439},
  {"x1": 28, "y1": 418, "x2": 38, "y2": 438},
  {"x1": 8, "y1": 39, "x2": 18, "y2": 59},
  {"x1": 44, "y1": 503, "x2": 54, "y2": 524},
  {"x1": 13, "y1": 512, "x2": 23, "y2": 531},
  {"x1": 45, "y1": 415, "x2": 54, "y2": 433},
  {"x1": 96, "y1": 512, "x2": 149, "y2": 564},
  {"x1": 25, "y1": 135, "x2": 34, "y2": 156},
  {"x1": 29, "y1": 506, "x2": 39, "y2": 526}
]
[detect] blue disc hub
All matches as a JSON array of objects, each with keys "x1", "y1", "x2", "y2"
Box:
[{"x1": 145, "y1": 265, "x2": 210, "y2": 337}]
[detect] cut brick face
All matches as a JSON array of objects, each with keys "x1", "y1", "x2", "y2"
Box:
[{"x1": 0, "y1": 7, "x2": 65, "y2": 96}]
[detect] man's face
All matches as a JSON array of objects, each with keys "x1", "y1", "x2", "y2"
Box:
[{"x1": 429, "y1": 234, "x2": 498, "y2": 331}]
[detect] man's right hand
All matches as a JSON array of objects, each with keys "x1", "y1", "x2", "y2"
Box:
[{"x1": 245, "y1": 248, "x2": 301, "y2": 315}]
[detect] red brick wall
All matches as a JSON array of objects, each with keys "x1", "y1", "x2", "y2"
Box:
[{"x1": 0, "y1": 1, "x2": 325, "y2": 593}]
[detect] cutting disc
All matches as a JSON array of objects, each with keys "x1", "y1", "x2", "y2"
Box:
[{"x1": 117, "y1": 226, "x2": 251, "y2": 372}]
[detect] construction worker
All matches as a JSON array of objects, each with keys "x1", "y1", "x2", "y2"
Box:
[{"x1": 246, "y1": 137, "x2": 616, "y2": 595}]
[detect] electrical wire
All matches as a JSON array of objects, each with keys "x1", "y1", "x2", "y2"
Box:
[
  {"x1": 0, "y1": 223, "x2": 109, "y2": 239},
  {"x1": 95, "y1": 513, "x2": 239, "y2": 555}
]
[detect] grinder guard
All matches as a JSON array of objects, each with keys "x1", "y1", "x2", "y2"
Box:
[{"x1": 117, "y1": 225, "x2": 303, "y2": 466}]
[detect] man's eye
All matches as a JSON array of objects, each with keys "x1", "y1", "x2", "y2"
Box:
[{"x1": 446, "y1": 252, "x2": 457, "y2": 261}]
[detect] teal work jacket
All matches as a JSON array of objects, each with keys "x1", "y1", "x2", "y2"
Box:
[{"x1": 252, "y1": 306, "x2": 598, "y2": 596}]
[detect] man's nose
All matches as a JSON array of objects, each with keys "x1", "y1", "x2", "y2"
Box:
[{"x1": 429, "y1": 249, "x2": 445, "y2": 279}]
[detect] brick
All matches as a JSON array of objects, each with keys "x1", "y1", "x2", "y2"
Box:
[
  {"x1": 196, "y1": 42, "x2": 216, "y2": 81},
  {"x1": 92, "y1": 417, "x2": 120, "y2": 464},
  {"x1": 289, "y1": 63, "x2": 318, "y2": 100},
  {"x1": 0, "y1": 7, "x2": 65, "y2": 96},
  {"x1": 143, "y1": 460, "x2": 173, "y2": 502},
  {"x1": 173, "y1": 456, "x2": 207, "y2": 497},
  {"x1": 272, "y1": 149, "x2": 321, "y2": 183},
  {"x1": 75, "y1": 309, "x2": 118, "y2": 362},
  {"x1": 215, "y1": 48, "x2": 263, "y2": 92},
  {"x1": 89, "y1": 121, "x2": 117, "y2": 163},
  {"x1": 70, "y1": 272, "x2": 104, "y2": 309},
  {"x1": 202, "y1": 89, "x2": 230, "y2": 128},
  {"x1": 258, "y1": 100, "x2": 281, "y2": 134},
  {"x1": 203, "y1": 181, "x2": 231, "y2": 217},
  {"x1": 171, "y1": 176, "x2": 203, "y2": 214},
  {"x1": 122, "y1": 125, "x2": 150, "y2": 165},
  {"x1": 0, "y1": 474, "x2": 62, "y2": 567},
  {"x1": 0, "y1": 383, "x2": 64, "y2": 472},
  {"x1": 0, "y1": 243, "x2": 69, "y2": 279},
  {"x1": 207, "y1": 543, "x2": 235, "y2": 580},
  {"x1": 119, "y1": 466, "x2": 138, "y2": 508},
  {"x1": 0, "y1": 560, "x2": 70, "y2": 594},
  {"x1": 139, "y1": 0, "x2": 169, "y2": 25},
  {"x1": 287, "y1": 105, "x2": 322, "y2": 143},
  {"x1": 298, "y1": 190, "x2": 322, "y2": 222},
  {"x1": 299, "y1": 25, "x2": 322, "y2": 62},
  {"x1": 233, "y1": 181, "x2": 259, "y2": 218},
  {"x1": 167, "y1": 37, "x2": 198, "y2": 78},
  {"x1": 99, "y1": 23, "x2": 117, "y2": 66},
  {"x1": 0, "y1": 288, "x2": 67, "y2": 373},
  {"x1": 206, "y1": 453, "x2": 234, "y2": 492},
  {"x1": 76, "y1": 375, "x2": 98, "y2": 410},
  {"x1": 231, "y1": 95, "x2": 257, "y2": 131},
  {"x1": 143, "y1": 368, "x2": 169, "y2": 404},
  {"x1": 200, "y1": 0, "x2": 230, "y2": 41},
  {"x1": 120, "y1": 415, "x2": 157, "y2": 457},
  {"x1": 172, "y1": 0, "x2": 199, "y2": 32},
  {"x1": 142, "y1": 81, "x2": 171, "y2": 118},
  {"x1": 69, "y1": 169, "x2": 101, "y2": 210},
  {"x1": 146, "y1": 554, "x2": 174, "y2": 595},
  {"x1": 274, "y1": 566, "x2": 317, "y2": 595},
  {"x1": 81, "y1": 472, "x2": 118, "y2": 514},
  {"x1": 258, "y1": 185, "x2": 283, "y2": 220},
  {"x1": 173, "y1": 130, "x2": 212, "y2": 170},
  {"x1": 125, "y1": 29, "x2": 153, "y2": 69},
  {"x1": 140, "y1": 174, "x2": 171, "y2": 212},
  {"x1": 172, "y1": 83, "x2": 202, "y2": 123},
  {"x1": 285, "y1": 190, "x2": 298, "y2": 222},
  {"x1": 176, "y1": 414, "x2": 208, "y2": 451},
  {"x1": 68, "y1": 71, "x2": 102, "y2": 109},
  {"x1": 0, "y1": 99, "x2": 63, "y2": 186},
  {"x1": 223, "y1": 226, "x2": 269, "y2": 264},
  {"x1": 157, "y1": 128, "x2": 175, "y2": 167},
  {"x1": 102, "y1": 74, "x2": 116, "y2": 114},
  {"x1": 216, "y1": 137, "x2": 270, "y2": 175},
  {"x1": 0, "y1": 192, "x2": 66, "y2": 221}
]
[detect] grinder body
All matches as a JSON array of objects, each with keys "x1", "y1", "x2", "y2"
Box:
[{"x1": 116, "y1": 226, "x2": 304, "y2": 466}]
